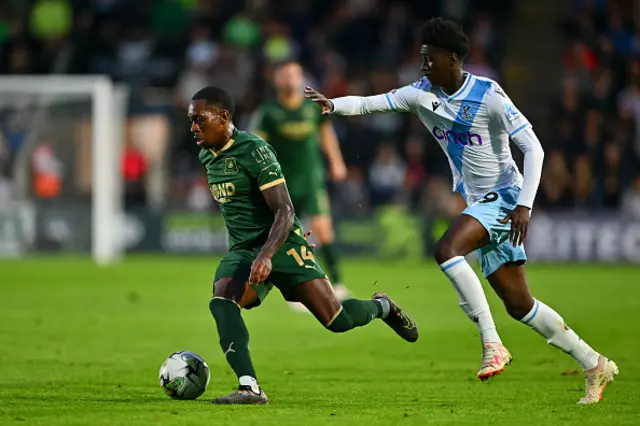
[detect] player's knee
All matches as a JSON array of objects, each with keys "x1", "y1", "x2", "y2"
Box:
[
  {"x1": 212, "y1": 278, "x2": 255, "y2": 308},
  {"x1": 325, "y1": 309, "x2": 352, "y2": 333},
  {"x1": 214, "y1": 278, "x2": 238, "y2": 300},
  {"x1": 434, "y1": 238, "x2": 458, "y2": 264},
  {"x1": 209, "y1": 296, "x2": 227, "y2": 312},
  {"x1": 209, "y1": 297, "x2": 240, "y2": 317}
]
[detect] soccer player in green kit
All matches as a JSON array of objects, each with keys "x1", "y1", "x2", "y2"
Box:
[
  {"x1": 250, "y1": 60, "x2": 350, "y2": 311},
  {"x1": 190, "y1": 86, "x2": 418, "y2": 405}
]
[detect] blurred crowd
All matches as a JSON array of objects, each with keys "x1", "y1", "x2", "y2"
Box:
[
  {"x1": 553, "y1": 0, "x2": 640, "y2": 216},
  {"x1": 3, "y1": 0, "x2": 638, "y2": 220}
]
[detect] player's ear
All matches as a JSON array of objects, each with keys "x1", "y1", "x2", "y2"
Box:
[
  {"x1": 450, "y1": 52, "x2": 458, "y2": 65},
  {"x1": 219, "y1": 110, "x2": 230, "y2": 124}
]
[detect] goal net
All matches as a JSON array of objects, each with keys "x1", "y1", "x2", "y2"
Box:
[{"x1": 0, "y1": 76, "x2": 128, "y2": 265}]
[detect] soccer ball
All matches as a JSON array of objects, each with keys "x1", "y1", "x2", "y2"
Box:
[{"x1": 159, "y1": 351, "x2": 211, "y2": 400}]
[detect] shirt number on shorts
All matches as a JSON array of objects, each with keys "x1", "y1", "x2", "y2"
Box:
[
  {"x1": 286, "y1": 245, "x2": 315, "y2": 266},
  {"x1": 479, "y1": 192, "x2": 499, "y2": 204}
]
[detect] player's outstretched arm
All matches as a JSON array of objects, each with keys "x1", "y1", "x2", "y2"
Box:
[
  {"x1": 304, "y1": 84, "x2": 421, "y2": 116},
  {"x1": 249, "y1": 183, "x2": 295, "y2": 284}
]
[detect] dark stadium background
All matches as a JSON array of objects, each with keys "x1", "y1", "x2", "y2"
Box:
[{"x1": 1, "y1": 0, "x2": 638, "y2": 261}]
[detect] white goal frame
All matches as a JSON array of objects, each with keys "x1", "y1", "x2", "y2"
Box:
[{"x1": 0, "y1": 76, "x2": 127, "y2": 265}]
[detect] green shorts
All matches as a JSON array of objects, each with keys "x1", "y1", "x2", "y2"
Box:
[
  {"x1": 290, "y1": 186, "x2": 330, "y2": 218},
  {"x1": 214, "y1": 233, "x2": 327, "y2": 309}
]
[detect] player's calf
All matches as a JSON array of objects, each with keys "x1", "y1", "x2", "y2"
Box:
[
  {"x1": 519, "y1": 299, "x2": 601, "y2": 370},
  {"x1": 434, "y1": 215, "x2": 502, "y2": 348},
  {"x1": 502, "y1": 297, "x2": 535, "y2": 321},
  {"x1": 518, "y1": 298, "x2": 619, "y2": 403},
  {"x1": 294, "y1": 278, "x2": 417, "y2": 341},
  {"x1": 324, "y1": 298, "x2": 383, "y2": 333},
  {"x1": 322, "y1": 295, "x2": 417, "y2": 343},
  {"x1": 487, "y1": 264, "x2": 535, "y2": 320},
  {"x1": 209, "y1": 278, "x2": 266, "y2": 405}
]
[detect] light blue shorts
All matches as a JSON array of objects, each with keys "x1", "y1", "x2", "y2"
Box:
[{"x1": 462, "y1": 185, "x2": 527, "y2": 278}]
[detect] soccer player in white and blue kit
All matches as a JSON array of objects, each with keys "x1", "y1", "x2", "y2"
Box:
[{"x1": 305, "y1": 17, "x2": 618, "y2": 404}]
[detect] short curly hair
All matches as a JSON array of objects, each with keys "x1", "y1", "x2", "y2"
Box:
[
  {"x1": 421, "y1": 17, "x2": 470, "y2": 59},
  {"x1": 192, "y1": 86, "x2": 235, "y2": 117}
]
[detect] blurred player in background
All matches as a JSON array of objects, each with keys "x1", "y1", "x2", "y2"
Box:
[
  {"x1": 190, "y1": 86, "x2": 418, "y2": 404},
  {"x1": 305, "y1": 17, "x2": 618, "y2": 405},
  {"x1": 250, "y1": 60, "x2": 350, "y2": 312}
]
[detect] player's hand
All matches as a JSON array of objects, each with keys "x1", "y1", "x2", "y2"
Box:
[
  {"x1": 249, "y1": 251, "x2": 273, "y2": 285},
  {"x1": 304, "y1": 86, "x2": 334, "y2": 114},
  {"x1": 499, "y1": 205, "x2": 531, "y2": 247},
  {"x1": 303, "y1": 229, "x2": 316, "y2": 248},
  {"x1": 330, "y1": 162, "x2": 348, "y2": 182}
]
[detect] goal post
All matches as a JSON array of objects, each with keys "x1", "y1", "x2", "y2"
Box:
[{"x1": 0, "y1": 76, "x2": 127, "y2": 265}]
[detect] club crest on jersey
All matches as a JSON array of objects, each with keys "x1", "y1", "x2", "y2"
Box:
[
  {"x1": 224, "y1": 157, "x2": 239, "y2": 174},
  {"x1": 504, "y1": 103, "x2": 521, "y2": 122},
  {"x1": 461, "y1": 103, "x2": 473, "y2": 121}
]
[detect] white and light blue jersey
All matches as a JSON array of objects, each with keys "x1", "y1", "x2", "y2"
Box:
[{"x1": 331, "y1": 72, "x2": 541, "y2": 206}]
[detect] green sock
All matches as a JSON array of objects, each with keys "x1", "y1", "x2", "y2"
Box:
[
  {"x1": 326, "y1": 299, "x2": 383, "y2": 332},
  {"x1": 209, "y1": 298, "x2": 257, "y2": 380},
  {"x1": 320, "y1": 243, "x2": 342, "y2": 284}
]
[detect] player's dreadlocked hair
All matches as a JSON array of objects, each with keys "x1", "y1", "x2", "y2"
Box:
[
  {"x1": 421, "y1": 17, "x2": 470, "y2": 59},
  {"x1": 192, "y1": 86, "x2": 236, "y2": 117}
]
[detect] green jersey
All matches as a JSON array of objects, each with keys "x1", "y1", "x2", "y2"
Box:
[
  {"x1": 249, "y1": 99, "x2": 326, "y2": 195},
  {"x1": 199, "y1": 128, "x2": 303, "y2": 251}
]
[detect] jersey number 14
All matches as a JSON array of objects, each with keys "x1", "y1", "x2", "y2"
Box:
[{"x1": 287, "y1": 245, "x2": 315, "y2": 266}]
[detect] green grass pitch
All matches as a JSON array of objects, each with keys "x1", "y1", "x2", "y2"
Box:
[{"x1": 0, "y1": 256, "x2": 638, "y2": 425}]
